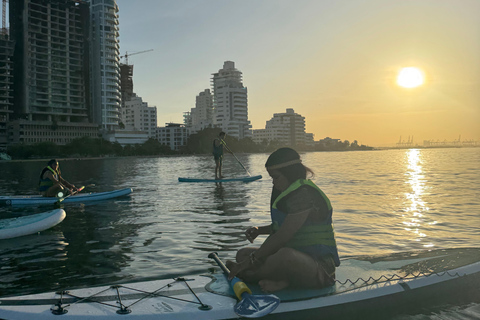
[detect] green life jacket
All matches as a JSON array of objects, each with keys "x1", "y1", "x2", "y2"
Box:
[
  {"x1": 38, "y1": 166, "x2": 58, "y2": 192},
  {"x1": 271, "y1": 179, "x2": 339, "y2": 263}
]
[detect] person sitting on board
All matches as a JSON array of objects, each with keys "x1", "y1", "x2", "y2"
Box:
[
  {"x1": 227, "y1": 147, "x2": 340, "y2": 293},
  {"x1": 213, "y1": 131, "x2": 232, "y2": 180},
  {"x1": 38, "y1": 159, "x2": 78, "y2": 197}
]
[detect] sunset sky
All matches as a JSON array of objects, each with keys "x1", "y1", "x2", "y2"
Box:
[{"x1": 116, "y1": 0, "x2": 480, "y2": 147}]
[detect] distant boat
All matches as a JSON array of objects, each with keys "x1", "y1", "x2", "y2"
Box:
[{"x1": 0, "y1": 153, "x2": 11, "y2": 161}]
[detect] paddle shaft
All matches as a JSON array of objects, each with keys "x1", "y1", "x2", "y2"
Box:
[
  {"x1": 223, "y1": 144, "x2": 251, "y2": 176},
  {"x1": 55, "y1": 184, "x2": 95, "y2": 204},
  {"x1": 208, "y1": 252, "x2": 231, "y2": 274},
  {"x1": 208, "y1": 252, "x2": 253, "y2": 300}
]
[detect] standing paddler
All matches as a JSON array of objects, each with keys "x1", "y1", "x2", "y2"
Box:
[{"x1": 213, "y1": 131, "x2": 233, "y2": 180}]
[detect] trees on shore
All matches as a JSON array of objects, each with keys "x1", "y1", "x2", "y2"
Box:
[{"x1": 5, "y1": 129, "x2": 373, "y2": 160}]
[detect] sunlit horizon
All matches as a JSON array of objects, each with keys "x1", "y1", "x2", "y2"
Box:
[{"x1": 116, "y1": 0, "x2": 480, "y2": 147}]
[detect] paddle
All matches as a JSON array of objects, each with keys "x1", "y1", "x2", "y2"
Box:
[
  {"x1": 55, "y1": 184, "x2": 95, "y2": 204},
  {"x1": 208, "y1": 252, "x2": 280, "y2": 318},
  {"x1": 223, "y1": 144, "x2": 252, "y2": 176}
]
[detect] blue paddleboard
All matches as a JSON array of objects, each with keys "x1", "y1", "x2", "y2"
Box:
[{"x1": 178, "y1": 175, "x2": 262, "y2": 183}]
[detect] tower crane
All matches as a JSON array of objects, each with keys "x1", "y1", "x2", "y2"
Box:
[{"x1": 120, "y1": 49, "x2": 154, "y2": 65}]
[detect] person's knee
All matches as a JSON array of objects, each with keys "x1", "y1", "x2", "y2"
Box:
[
  {"x1": 236, "y1": 247, "x2": 255, "y2": 262},
  {"x1": 276, "y1": 247, "x2": 297, "y2": 260}
]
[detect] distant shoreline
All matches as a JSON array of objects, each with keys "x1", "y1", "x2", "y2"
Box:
[{"x1": 2, "y1": 145, "x2": 479, "y2": 163}]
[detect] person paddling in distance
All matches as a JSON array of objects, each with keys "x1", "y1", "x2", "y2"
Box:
[
  {"x1": 213, "y1": 131, "x2": 233, "y2": 180},
  {"x1": 38, "y1": 159, "x2": 78, "y2": 197},
  {"x1": 226, "y1": 148, "x2": 340, "y2": 293}
]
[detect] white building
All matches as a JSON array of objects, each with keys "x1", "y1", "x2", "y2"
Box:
[
  {"x1": 211, "y1": 61, "x2": 251, "y2": 139},
  {"x1": 122, "y1": 94, "x2": 157, "y2": 138},
  {"x1": 156, "y1": 123, "x2": 189, "y2": 151},
  {"x1": 90, "y1": 0, "x2": 121, "y2": 131},
  {"x1": 252, "y1": 108, "x2": 314, "y2": 146},
  {"x1": 189, "y1": 89, "x2": 213, "y2": 133},
  {"x1": 103, "y1": 130, "x2": 149, "y2": 146}
]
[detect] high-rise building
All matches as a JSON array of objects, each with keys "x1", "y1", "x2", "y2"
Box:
[
  {"x1": 189, "y1": 88, "x2": 213, "y2": 133},
  {"x1": 89, "y1": 0, "x2": 121, "y2": 131},
  {"x1": 120, "y1": 63, "x2": 134, "y2": 103},
  {"x1": 183, "y1": 111, "x2": 192, "y2": 128},
  {"x1": 121, "y1": 94, "x2": 157, "y2": 138},
  {"x1": 0, "y1": 34, "x2": 14, "y2": 149},
  {"x1": 211, "y1": 61, "x2": 251, "y2": 139},
  {"x1": 156, "y1": 123, "x2": 189, "y2": 151},
  {"x1": 9, "y1": 0, "x2": 98, "y2": 145},
  {"x1": 252, "y1": 108, "x2": 313, "y2": 146}
]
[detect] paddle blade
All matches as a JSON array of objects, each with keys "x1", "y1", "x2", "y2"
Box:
[{"x1": 234, "y1": 293, "x2": 280, "y2": 318}]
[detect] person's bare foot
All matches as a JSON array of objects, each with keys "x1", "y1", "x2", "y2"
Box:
[{"x1": 259, "y1": 279, "x2": 289, "y2": 293}]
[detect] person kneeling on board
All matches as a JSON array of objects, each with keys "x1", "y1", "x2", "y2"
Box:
[
  {"x1": 227, "y1": 148, "x2": 340, "y2": 293},
  {"x1": 38, "y1": 159, "x2": 78, "y2": 197}
]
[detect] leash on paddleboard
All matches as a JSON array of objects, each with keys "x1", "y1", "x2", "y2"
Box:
[
  {"x1": 208, "y1": 252, "x2": 280, "y2": 318},
  {"x1": 55, "y1": 184, "x2": 95, "y2": 205},
  {"x1": 223, "y1": 144, "x2": 252, "y2": 176}
]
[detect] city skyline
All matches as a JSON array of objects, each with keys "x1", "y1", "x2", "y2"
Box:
[{"x1": 116, "y1": 0, "x2": 480, "y2": 147}]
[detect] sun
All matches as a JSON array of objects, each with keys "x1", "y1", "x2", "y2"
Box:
[{"x1": 396, "y1": 67, "x2": 425, "y2": 88}]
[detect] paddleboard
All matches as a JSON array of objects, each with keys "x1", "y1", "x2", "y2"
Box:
[
  {"x1": 0, "y1": 188, "x2": 133, "y2": 206},
  {"x1": 0, "y1": 248, "x2": 478, "y2": 319},
  {"x1": 178, "y1": 175, "x2": 262, "y2": 183},
  {"x1": 0, "y1": 209, "x2": 66, "y2": 240}
]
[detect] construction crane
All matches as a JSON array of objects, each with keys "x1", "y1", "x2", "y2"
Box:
[{"x1": 120, "y1": 49, "x2": 154, "y2": 65}]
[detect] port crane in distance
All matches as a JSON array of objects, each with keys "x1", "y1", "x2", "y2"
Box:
[{"x1": 120, "y1": 49, "x2": 154, "y2": 65}]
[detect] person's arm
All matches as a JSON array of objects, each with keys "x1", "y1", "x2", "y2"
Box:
[
  {"x1": 45, "y1": 171, "x2": 62, "y2": 186},
  {"x1": 222, "y1": 141, "x2": 233, "y2": 154},
  {"x1": 228, "y1": 210, "x2": 310, "y2": 279},
  {"x1": 252, "y1": 210, "x2": 309, "y2": 260},
  {"x1": 245, "y1": 224, "x2": 272, "y2": 243},
  {"x1": 59, "y1": 176, "x2": 77, "y2": 191}
]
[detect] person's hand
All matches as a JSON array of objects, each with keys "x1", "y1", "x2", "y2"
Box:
[
  {"x1": 245, "y1": 227, "x2": 259, "y2": 243},
  {"x1": 227, "y1": 259, "x2": 251, "y2": 280}
]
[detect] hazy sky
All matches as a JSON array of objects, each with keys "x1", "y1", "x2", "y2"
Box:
[{"x1": 116, "y1": 0, "x2": 480, "y2": 147}]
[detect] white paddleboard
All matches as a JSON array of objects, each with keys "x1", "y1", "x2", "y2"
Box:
[
  {"x1": 0, "y1": 209, "x2": 66, "y2": 240},
  {"x1": 0, "y1": 248, "x2": 478, "y2": 319}
]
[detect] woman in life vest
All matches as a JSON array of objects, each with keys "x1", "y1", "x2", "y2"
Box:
[
  {"x1": 227, "y1": 148, "x2": 340, "y2": 293},
  {"x1": 38, "y1": 159, "x2": 78, "y2": 197}
]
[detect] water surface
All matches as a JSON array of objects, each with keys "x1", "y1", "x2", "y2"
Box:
[{"x1": 0, "y1": 148, "x2": 479, "y2": 319}]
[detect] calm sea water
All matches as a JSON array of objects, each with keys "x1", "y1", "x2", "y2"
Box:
[{"x1": 0, "y1": 148, "x2": 479, "y2": 319}]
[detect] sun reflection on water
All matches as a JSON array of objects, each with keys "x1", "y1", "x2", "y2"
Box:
[{"x1": 403, "y1": 149, "x2": 435, "y2": 247}]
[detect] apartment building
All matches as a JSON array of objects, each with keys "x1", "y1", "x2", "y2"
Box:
[
  {"x1": 0, "y1": 34, "x2": 14, "y2": 149},
  {"x1": 121, "y1": 94, "x2": 157, "y2": 138},
  {"x1": 189, "y1": 88, "x2": 213, "y2": 134},
  {"x1": 252, "y1": 108, "x2": 313, "y2": 146},
  {"x1": 211, "y1": 61, "x2": 251, "y2": 139},
  {"x1": 89, "y1": 0, "x2": 121, "y2": 131},
  {"x1": 156, "y1": 123, "x2": 189, "y2": 151},
  {"x1": 9, "y1": 0, "x2": 98, "y2": 145}
]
